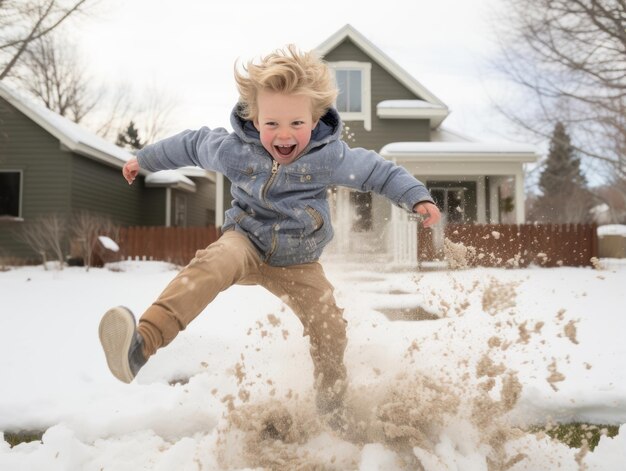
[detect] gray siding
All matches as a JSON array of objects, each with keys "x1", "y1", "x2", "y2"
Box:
[
  {"x1": 1, "y1": 97, "x2": 72, "y2": 258},
  {"x1": 186, "y1": 177, "x2": 216, "y2": 226},
  {"x1": 70, "y1": 154, "x2": 164, "y2": 226},
  {"x1": 323, "y1": 38, "x2": 431, "y2": 152},
  {"x1": 1, "y1": 96, "x2": 168, "y2": 261}
]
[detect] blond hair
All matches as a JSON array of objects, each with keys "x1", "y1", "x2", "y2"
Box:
[{"x1": 234, "y1": 44, "x2": 338, "y2": 122}]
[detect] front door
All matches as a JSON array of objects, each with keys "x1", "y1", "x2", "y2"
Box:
[{"x1": 428, "y1": 181, "x2": 477, "y2": 223}]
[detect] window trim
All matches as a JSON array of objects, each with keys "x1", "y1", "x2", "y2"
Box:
[
  {"x1": 0, "y1": 169, "x2": 24, "y2": 221},
  {"x1": 329, "y1": 61, "x2": 372, "y2": 131}
]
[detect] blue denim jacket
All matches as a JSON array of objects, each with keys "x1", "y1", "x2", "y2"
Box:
[{"x1": 136, "y1": 106, "x2": 434, "y2": 266}]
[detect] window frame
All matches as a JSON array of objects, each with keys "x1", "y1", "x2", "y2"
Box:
[
  {"x1": 0, "y1": 169, "x2": 24, "y2": 221},
  {"x1": 329, "y1": 61, "x2": 372, "y2": 131}
]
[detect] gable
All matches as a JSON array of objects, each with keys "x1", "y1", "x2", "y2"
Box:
[
  {"x1": 323, "y1": 38, "x2": 421, "y2": 102},
  {"x1": 316, "y1": 25, "x2": 447, "y2": 108}
]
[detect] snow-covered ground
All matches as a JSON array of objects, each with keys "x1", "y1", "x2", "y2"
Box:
[{"x1": 1, "y1": 257, "x2": 625, "y2": 470}]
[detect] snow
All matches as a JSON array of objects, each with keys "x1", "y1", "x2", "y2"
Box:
[
  {"x1": 381, "y1": 141, "x2": 538, "y2": 158},
  {"x1": 145, "y1": 170, "x2": 195, "y2": 187},
  {"x1": 1, "y1": 258, "x2": 625, "y2": 470},
  {"x1": 97, "y1": 236, "x2": 119, "y2": 253},
  {"x1": 598, "y1": 225, "x2": 626, "y2": 237},
  {"x1": 377, "y1": 100, "x2": 445, "y2": 110}
]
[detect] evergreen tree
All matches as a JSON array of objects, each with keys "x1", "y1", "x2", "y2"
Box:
[
  {"x1": 533, "y1": 122, "x2": 593, "y2": 223},
  {"x1": 116, "y1": 121, "x2": 144, "y2": 151}
]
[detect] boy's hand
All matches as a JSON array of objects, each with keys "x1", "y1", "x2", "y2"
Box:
[
  {"x1": 413, "y1": 201, "x2": 441, "y2": 227},
  {"x1": 123, "y1": 157, "x2": 140, "y2": 185}
]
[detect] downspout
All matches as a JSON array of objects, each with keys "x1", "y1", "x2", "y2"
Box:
[{"x1": 165, "y1": 188, "x2": 172, "y2": 227}]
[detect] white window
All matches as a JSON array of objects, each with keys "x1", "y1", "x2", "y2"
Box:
[
  {"x1": 0, "y1": 171, "x2": 22, "y2": 219},
  {"x1": 330, "y1": 62, "x2": 371, "y2": 131}
]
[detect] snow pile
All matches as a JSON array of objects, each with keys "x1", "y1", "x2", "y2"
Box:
[{"x1": 1, "y1": 257, "x2": 625, "y2": 469}]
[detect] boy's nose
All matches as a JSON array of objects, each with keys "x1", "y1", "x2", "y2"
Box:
[{"x1": 276, "y1": 127, "x2": 291, "y2": 140}]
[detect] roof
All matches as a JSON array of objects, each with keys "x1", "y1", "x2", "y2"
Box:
[
  {"x1": 380, "y1": 141, "x2": 539, "y2": 163},
  {"x1": 316, "y1": 25, "x2": 449, "y2": 111},
  {"x1": 0, "y1": 81, "x2": 194, "y2": 188},
  {"x1": 377, "y1": 99, "x2": 448, "y2": 127}
]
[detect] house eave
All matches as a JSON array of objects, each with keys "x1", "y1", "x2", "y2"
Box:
[
  {"x1": 381, "y1": 142, "x2": 539, "y2": 164},
  {"x1": 144, "y1": 180, "x2": 196, "y2": 193}
]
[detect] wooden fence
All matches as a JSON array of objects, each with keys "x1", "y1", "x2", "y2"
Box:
[
  {"x1": 418, "y1": 223, "x2": 598, "y2": 268},
  {"x1": 97, "y1": 223, "x2": 598, "y2": 269},
  {"x1": 111, "y1": 226, "x2": 220, "y2": 266}
]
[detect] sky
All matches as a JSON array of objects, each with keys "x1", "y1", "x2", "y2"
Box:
[{"x1": 69, "y1": 0, "x2": 520, "y2": 144}]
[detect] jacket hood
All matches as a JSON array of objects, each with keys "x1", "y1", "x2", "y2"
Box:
[{"x1": 229, "y1": 104, "x2": 343, "y2": 150}]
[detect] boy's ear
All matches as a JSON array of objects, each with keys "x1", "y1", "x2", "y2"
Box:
[
  {"x1": 253, "y1": 118, "x2": 260, "y2": 131},
  {"x1": 312, "y1": 119, "x2": 319, "y2": 129}
]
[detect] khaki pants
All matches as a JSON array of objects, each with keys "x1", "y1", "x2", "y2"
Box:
[{"x1": 137, "y1": 230, "x2": 347, "y2": 403}]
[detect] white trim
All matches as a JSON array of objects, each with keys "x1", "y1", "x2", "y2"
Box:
[
  {"x1": 216, "y1": 173, "x2": 224, "y2": 227},
  {"x1": 165, "y1": 188, "x2": 172, "y2": 227},
  {"x1": 316, "y1": 25, "x2": 449, "y2": 110},
  {"x1": 377, "y1": 103, "x2": 448, "y2": 128},
  {"x1": 328, "y1": 61, "x2": 372, "y2": 131},
  {"x1": 381, "y1": 142, "x2": 539, "y2": 164},
  {"x1": 515, "y1": 168, "x2": 526, "y2": 223}
]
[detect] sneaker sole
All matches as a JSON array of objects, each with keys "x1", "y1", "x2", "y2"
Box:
[{"x1": 98, "y1": 306, "x2": 136, "y2": 383}]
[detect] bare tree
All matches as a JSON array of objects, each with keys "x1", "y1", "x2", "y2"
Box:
[
  {"x1": 14, "y1": 34, "x2": 99, "y2": 123},
  {"x1": 71, "y1": 211, "x2": 118, "y2": 271},
  {"x1": 11, "y1": 34, "x2": 177, "y2": 146},
  {"x1": 491, "y1": 0, "x2": 626, "y2": 218},
  {"x1": 0, "y1": 0, "x2": 93, "y2": 80},
  {"x1": 15, "y1": 213, "x2": 67, "y2": 269}
]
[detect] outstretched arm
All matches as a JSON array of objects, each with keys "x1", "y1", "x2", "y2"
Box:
[{"x1": 332, "y1": 142, "x2": 441, "y2": 227}]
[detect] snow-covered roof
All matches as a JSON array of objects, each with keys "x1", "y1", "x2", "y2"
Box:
[
  {"x1": 316, "y1": 25, "x2": 449, "y2": 113},
  {"x1": 380, "y1": 141, "x2": 539, "y2": 163},
  {"x1": 0, "y1": 81, "x2": 133, "y2": 167},
  {"x1": 0, "y1": 81, "x2": 194, "y2": 189},
  {"x1": 430, "y1": 127, "x2": 475, "y2": 143},
  {"x1": 378, "y1": 99, "x2": 440, "y2": 109},
  {"x1": 145, "y1": 170, "x2": 196, "y2": 193},
  {"x1": 598, "y1": 224, "x2": 626, "y2": 237},
  {"x1": 377, "y1": 99, "x2": 448, "y2": 127}
]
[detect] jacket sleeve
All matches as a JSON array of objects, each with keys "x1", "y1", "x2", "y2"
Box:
[
  {"x1": 136, "y1": 127, "x2": 231, "y2": 173},
  {"x1": 330, "y1": 141, "x2": 434, "y2": 212}
]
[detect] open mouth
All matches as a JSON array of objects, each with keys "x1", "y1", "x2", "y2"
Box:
[{"x1": 274, "y1": 144, "x2": 297, "y2": 158}]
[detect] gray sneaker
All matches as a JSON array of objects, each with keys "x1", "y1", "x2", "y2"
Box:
[{"x1": 98, "y1": 306, "x2": 147, "y2": 383}]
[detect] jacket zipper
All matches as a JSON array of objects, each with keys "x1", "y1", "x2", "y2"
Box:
[
  {"x1": 262, "y1": 160, "x2": 279, "y2": 204},
  {"x1": 263, "y1": 160, "x2": 280, "y2": 262}
]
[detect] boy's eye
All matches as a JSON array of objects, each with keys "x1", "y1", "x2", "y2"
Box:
[{"x1": 292, "y1": 121, "x2": 304, "y2": 126}]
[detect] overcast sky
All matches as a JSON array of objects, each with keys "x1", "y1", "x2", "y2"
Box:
[{"x1": 72, "y1": 0, "x2": 521, "y2": 144}]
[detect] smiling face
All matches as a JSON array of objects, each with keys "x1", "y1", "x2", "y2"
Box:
[{"x1": 253, "y1": 90, "x2": 319, "y2": 165}]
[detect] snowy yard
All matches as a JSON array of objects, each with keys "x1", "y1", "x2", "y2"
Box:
[{"x1": 1, "y1": 257, "x2": 625, "y2": 470}]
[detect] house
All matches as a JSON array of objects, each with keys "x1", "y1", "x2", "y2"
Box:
[
  {"x1": 0, "y1": 82, "x2": 217, "y2": 261},
  {"x1": 315, "y1": 25, "x2": 539, "y2": 264}
]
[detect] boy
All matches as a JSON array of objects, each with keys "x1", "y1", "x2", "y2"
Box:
[{"x1": 99, "y1": 45, "x2": 440, "y2": 416}]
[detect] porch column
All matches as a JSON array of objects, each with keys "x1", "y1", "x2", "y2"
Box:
[{"x1": 515, "y1": 169, "x2": 525, "y2": 223}]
